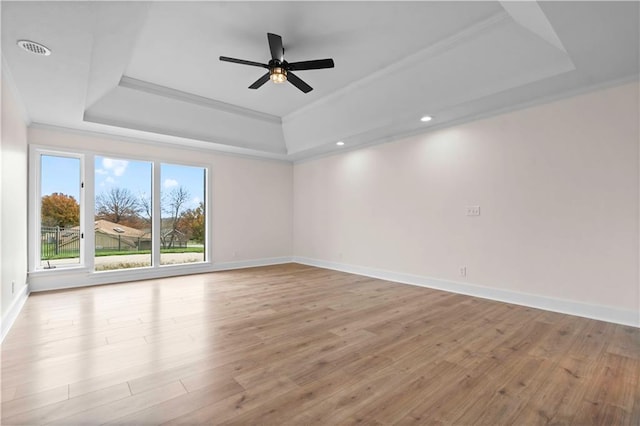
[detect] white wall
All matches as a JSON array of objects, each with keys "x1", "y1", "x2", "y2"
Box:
[
  {"x1": 3, "y1": 75, "x2": 639, "y2": 329},
  {"x1": 1, "y1": 73, "x2": 29, "y2": 328},
  {"x1": 27, "y1": 126, "x2": 293, "y2": 289},
  {"x1": 294, "y1": 81, "x2": 639, "y2": 322}
]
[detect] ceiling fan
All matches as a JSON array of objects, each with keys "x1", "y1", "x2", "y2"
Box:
[{"x1": 219, "y1": 33, "x2": 335, "y2": 94}]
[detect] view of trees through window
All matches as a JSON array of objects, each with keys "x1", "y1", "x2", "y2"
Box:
[
  {"x1": 93, "y1": 157, "x2": 206, "y2": 270},
  {"x1": 40, "y1": 155, "x2": 81, "y2": 268},
  {"x1": 37, "y1": 152, "x2": 207, "y2": 271},
  {"x1": 94, "y1": 157, "x2": 152, "y2": 271},
  {"x1": 160, "y1": 163, "x2": 206, "y2": 265}
]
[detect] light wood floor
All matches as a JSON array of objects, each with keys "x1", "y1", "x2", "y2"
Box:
[{"x1": 1, "y1": 264, "x2": 638, "y2": 425}]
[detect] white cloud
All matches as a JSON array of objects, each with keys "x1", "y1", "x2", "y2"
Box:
[
  {"x1": 95, "y1": 168, "x2": 108, "y2": 175},
  {"x1": 164, "y1": 178, "x2": 178, "y2": 189},
  {"x1": 193, "y1": 197, "x2": 200, "y2": 205},
  {"x1": 105, "y1": 176, "x2": 115, "y2": 184},
  {"x1": 102, "y1": 158, "x2": 129, "y2": 177}
]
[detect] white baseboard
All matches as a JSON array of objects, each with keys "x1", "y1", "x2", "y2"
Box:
[
  {"x1": 293, "y1": 257, "x2": 639, "y2": 328},
  {"x1": 1, "y1": 284, "x2": 30, "y2": 343},
  {"x1": 213, "y1": 256, "x2": 293, "y2": 271}
]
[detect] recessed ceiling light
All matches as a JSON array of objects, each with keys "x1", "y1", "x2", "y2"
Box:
[
  {"x1": 17, "y1": 40, "x2": 51, "y2": 56},
  {"x1": 420, "y1": 115, "x2": 433, "y2": 122},
  {"x1": 336, "y1": 141, "x2": 345, "y2": 146}
]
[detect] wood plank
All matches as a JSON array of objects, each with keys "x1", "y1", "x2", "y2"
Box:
[
  {"x1": 161, "y1": 376, "x2": 300, "y2": 425},
  {"x1": 2, "y1": 382, "x2": 130, "y2": 425},
  {"x1": 48, "y1": 381, "x2": 185, "y2": 425},
  {"x1": 1, "y1": 263, "x2": 637, "y2": 425},
  {"x1": 106, "y1": 380, "x2": 244, "y2": 425},
  {"x1": 0, "y1": 384, "x2": 68, "y2": 419}
]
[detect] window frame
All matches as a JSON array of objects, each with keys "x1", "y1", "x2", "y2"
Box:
[
  {"x1": 29, "y1": 147, "x2": 86, "y2": 271},
  {"x1": 29, "y1": 145, "x2": 212, "y2": 276},
  {"x1": 93, "y1": 153, "x2": 154, "y2": 272},
  {"x1": 159, "y1": 162, "x2": 208, "y2": 267}
]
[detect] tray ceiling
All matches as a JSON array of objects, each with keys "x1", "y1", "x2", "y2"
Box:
[{"x1": 2, "y1": 1, "x2": 638, "y2": 160}]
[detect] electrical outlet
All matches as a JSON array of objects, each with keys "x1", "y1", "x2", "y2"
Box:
[
  {"x1": 12, "y1": 281, "x2": 15, "y2": 294},
  {"x1": 466, "y1": 205, "x2": 480, "y2": 216},
  {"x1": 459, "y1": 266, "x2": 467, "y2": 277}
]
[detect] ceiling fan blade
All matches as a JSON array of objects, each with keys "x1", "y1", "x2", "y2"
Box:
[
  {"x1": 219, "y1": 56, "x2": 268, "y2": 68},
  {"x1": 249, "y1": 72, "x2": 270, "y2": 89},
  {"x1": 267, "y1": 33, "x2": 284, "y2": 62},
  {"x1": 287, "y1": 59, "x2": 335, "y2": 71},
  {"x1": 287, "y1": 71, "x2": 313, "y2": 93}
]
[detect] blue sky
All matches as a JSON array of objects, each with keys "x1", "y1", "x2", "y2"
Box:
[
  {"x1": 41, "y1": 155, "x2": 205, "y2": 210},
  {"x1": 41, "y1": 156, "x2": 80, "y2": 199},
  {"x1": 159, "y1": 162, "x2": 206, "y2": 209}
]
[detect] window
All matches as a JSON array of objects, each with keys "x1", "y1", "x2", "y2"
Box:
[
  {"x1": 30, "y1": 147, "x2": 209, "y2": 275},
  {"x1": 94, "y1": 156, "x2": 153, "y2": 271},
  {"x1": 37, "y1": 153, "x2": 83, "y2": 269},
  {"x1": 160, "y1": 163, "x2": 206, "y2": 266}
]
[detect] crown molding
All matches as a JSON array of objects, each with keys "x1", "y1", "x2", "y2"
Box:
[
  {"x1": 28, "y1": 122, "x2": 291, "y2": 163},
  {"x1": 119, "y1": 76, "x2": 282, "y2": 125},
  {"x1": 83, "y1": 111, "x2": 287, "y2": 154},
  {"x1": 291, "y1": 75, "x2": 639, "y2": 164}
]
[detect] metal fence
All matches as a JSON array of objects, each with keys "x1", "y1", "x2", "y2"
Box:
[{"x1": 41, "y1": 226, "x2": 80, "y2": 259}]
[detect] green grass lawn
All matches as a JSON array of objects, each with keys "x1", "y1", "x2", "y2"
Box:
[
  {"x1": 96, "y1": 247, "x2": 204, "y2": 256},
  {"x1": 42, "y1": 246, "x2": 204, "y2": 260}
]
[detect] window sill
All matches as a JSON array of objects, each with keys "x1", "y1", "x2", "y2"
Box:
[
  {"x1": 29, "y1": 265, "x2": 90, "y2": 276},
  {"x1": 29, "y1": 261, "x2": 214, "y2": 292}
]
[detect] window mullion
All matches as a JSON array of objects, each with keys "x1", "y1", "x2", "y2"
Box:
[
  {"x1": 152, "y1": 161, "x2": 161, "y2": 268},
  {"x1": 84, "y1": 154, "x2": 95, "y2": 271}
]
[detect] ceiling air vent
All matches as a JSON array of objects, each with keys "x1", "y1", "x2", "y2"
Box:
[{"x1": 17, "y1": 40, "x2": 51, "y2": 56}]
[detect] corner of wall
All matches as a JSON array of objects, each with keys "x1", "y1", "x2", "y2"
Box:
[
  {"x1": 2, "y1": 54, "x2": 31, "y2": 125},
  {"x1": 1, "y1": 53, "x2": 30, "y2": 340}
]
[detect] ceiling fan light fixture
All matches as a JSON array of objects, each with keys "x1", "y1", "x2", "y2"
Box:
[
  {"x1": 420, "y1": 115, "x2": 433, "y2": 122},
  {"x1": 220, "y1": 33, "x2": 333, "y2": 93},
  {"x1": 270, "y1": 67, "x2": 287, "y2": 84}
]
